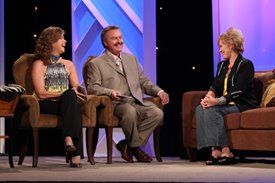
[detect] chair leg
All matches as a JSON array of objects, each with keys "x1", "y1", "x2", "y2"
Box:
[
  {"x1": 105, "y1": 127, "x2": 113, "y2": 164},
  {"x1": 86, "y1": 127, "x2": 95, "y2": 165},
  {"x1": 18, "y1": 129, "x2": 29, "y2": 165},
  {"x1": 92, "y1": 127, "x2": 99, "y2": 155},
  {"x1": 65, "y1": 151, "x2": 69, "y2": 163},
  {"x1": 32, "y1": 128, "x2": 39, "y2": 167},
  {"x1": 153, "y1": 126, "x2": 162, "y2": 162},
  {"x1": 5, "y1": 118, "x2": 14, "y2": 168}
]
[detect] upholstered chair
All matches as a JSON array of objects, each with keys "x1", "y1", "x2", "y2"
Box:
[
  {"x1": 82, "y1": 56, "x2": 163, "y2": 164},
  {"x1": 12, "y1": 53, "x2": 101, "y2": 167}
]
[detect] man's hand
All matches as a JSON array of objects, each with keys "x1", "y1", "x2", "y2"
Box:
[
  {"x1": 158, "y1": 91, "x2": 169, "y2": 105},
  {"x1": 111, "y1": 90, "x2": 122, "y2": 100}
]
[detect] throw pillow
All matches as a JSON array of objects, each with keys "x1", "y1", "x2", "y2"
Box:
[{"x1": 260, "y1": 79, "x2": 275, "y2": 107}]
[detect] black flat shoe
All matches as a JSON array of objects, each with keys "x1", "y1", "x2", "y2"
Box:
[
  {"x1": 218, "y1": 156, "x2": 236, "y2": 165},
  {"x1": 70, "y1": 162, "x2": 82, "y2": 168},
  {"x1": 205, "y1": 156, "x2": 219, "y2": 165}
]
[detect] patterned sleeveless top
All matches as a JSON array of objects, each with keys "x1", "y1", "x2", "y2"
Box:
[{"x1": 44, "y1": 62, "x2": 69, "y2": 92}]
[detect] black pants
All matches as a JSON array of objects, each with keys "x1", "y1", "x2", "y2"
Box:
[{"x1": 39, "y1": 89, "x2": 83, "y2": 157}]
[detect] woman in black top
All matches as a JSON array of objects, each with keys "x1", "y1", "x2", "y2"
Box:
[{"x1": 195, "y1": 27, "x2": 258, "y2": 165}]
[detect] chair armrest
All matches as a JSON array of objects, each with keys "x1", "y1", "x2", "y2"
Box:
[
  {"x1": 18, "y1": 95, "x2": 40, "y2": 127},
  {"x1": 144, "y1": 96, "x2": 163, "y2": 109},
  {"x1": 97, "y1": 96, "x2": 163, "y2": 127},
  {"x1": 82, "y1": 95, "x2": 101, "y2": 126},
  {"x1": 97, "y1": 96, "x2": 116, "y2": 126}
]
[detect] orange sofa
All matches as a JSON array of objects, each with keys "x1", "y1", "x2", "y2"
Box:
[{"x1": 182, "y1": 70, "x2": 275, "y2": 161}]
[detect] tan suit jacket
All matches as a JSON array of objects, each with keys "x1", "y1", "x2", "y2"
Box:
[{"x1": 86, "y1": 51, "x2": 162, "y2": 104}]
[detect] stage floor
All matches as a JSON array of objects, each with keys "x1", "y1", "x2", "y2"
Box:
[{"x1": 1, "y1": 156, "x2": 275, "y2": 182}]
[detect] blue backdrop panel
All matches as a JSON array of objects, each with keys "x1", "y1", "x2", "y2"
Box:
[
  {"x1": 71, "y1": 0, "x2": 156, "y2": 85},
  {"x1": 71, "y1": 0, "x2": 156, "y2": 157}
]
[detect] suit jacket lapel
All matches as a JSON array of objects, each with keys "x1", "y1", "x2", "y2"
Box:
[{"x1": 121, "y1": 54, "x2": 144, "y2": 104}]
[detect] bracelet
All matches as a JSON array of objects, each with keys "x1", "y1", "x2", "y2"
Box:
[{"x1": 216, "y1": 96, "x2": 226, "y2": 105}]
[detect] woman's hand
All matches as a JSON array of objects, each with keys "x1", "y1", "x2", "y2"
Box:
[
  {"x1": 72, "y1": 86, "x2": 87, "y2": 103},
  {"x1": 200, "y1": 95, "x2": 218, "y2": 109}
]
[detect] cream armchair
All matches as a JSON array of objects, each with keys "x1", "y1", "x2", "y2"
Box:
[
  {"x1": 82, "y1": 56, "x2": 164, "y2": 163},
  {"x1": 12, "y1": 53, "x2": 101, "y2": 167}
]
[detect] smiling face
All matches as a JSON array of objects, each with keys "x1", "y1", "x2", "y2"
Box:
[
  {"x1": 217, "y1": 27, "x2": 245, "y2": 61},
  {"x1": 34, "y1": 26, "x2": 67, "y2": 64},
  {"x1": 52, "y1": 34, "x2": 66, "y2": 55},
  {"x1": 103, "y1": 28, "x2": 124, "y2": 56},
  {"x1": 218, "y1": 40, "x2": 232, "y2": 60}
]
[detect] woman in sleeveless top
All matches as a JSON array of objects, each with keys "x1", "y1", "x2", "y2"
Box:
[{"x1": 31, "y1": 26, "x2": 87, "y2": 168}]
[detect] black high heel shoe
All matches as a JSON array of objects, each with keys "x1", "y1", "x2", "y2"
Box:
[
  {"x1": 69, "y1": 155, "x2": 82, "y2": 168},
  {"x1": 70, "y1": 162, "x2": 82, "y2": 168},
  {"x1": 65, "y1": 144, "x2": 76, "y2": 163},
  {"x1": 65, "y1": 144, "x2": 76, "y2": 152}
]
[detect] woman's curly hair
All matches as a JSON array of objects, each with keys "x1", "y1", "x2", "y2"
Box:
[{"x1": 34, "y1": 26, "x2": 65, "y2": 65}]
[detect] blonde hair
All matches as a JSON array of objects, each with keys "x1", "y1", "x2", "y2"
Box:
[{"x1": 218, "y1": 27, "x2": 244, "y2": 53}]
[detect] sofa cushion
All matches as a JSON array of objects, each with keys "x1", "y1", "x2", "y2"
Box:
[
  {"x1": 240, "y1": 106, "x2": 275, "y2": 129},
  {"x1": 224, "y1": 113, "x2": 241, "y2": 130},
  {"x1": 192, "y1": 112, "x2": 242, "y2": 130}
]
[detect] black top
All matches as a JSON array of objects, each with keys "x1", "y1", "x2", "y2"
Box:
[{"x1": 210, "y1": 54, "x2": 258, "y2": 112}]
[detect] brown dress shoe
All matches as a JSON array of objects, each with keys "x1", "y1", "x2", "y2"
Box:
[
  {"x1": 130, "y1": 148, "x2": 152, "y2": 162},
  {"x1": 116, "y1": 140, "x2": 134, "y2": 163}
]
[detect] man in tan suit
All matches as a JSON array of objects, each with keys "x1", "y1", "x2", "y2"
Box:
[{"x1": 86, "y1": 25, "x2": 169, "y2": 163}]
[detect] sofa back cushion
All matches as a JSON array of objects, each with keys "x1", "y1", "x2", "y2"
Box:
[
  {"x1": 254, "y1": 70, "x2": 275, "y2": 106},
  {"x1": 253, "y1": 77, "x2": 263, "y2": 106},
  {"x1": 254, "y1": 70, "x2": 275, "y2": 91}
]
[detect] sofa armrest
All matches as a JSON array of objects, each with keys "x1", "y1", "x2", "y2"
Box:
[
  {"x1": 182, "y1": 91, "x2": 207, "y2": 128},
  {"x1": 182, "y1": 91, "x2": 207, "y2": 147}
]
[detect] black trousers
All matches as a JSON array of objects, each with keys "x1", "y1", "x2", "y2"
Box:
[{"x1": 39, "y1": 89, "x2": 83, "y2": 157}]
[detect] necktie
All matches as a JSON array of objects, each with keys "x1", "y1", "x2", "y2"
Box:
[{"x1": 115, "y1": 59, "x2": 123, "y2": 72}]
